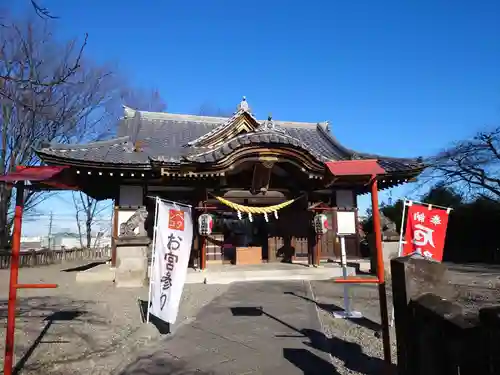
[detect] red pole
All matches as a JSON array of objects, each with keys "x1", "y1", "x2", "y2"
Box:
[
  {"x1": 315, "y1": 235, "x2": 321, "y2": 266},
  {"x1": 4, "y1": 181, "x2": 25, "y2": 375},
  {"x1": 370, "y1": 178, "x2": 392, "y2": 369},
  {"x1": 14, "y1": 284, "x2": 58, "y2": 289},
  {"x1": 333, "y1": 277, "x2": 379, "y2": 284},
  {"x1": 200, "y1": 236, "x2": 207, "y2": 270}
]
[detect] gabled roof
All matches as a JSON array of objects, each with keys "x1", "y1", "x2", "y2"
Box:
[{"x1": 36, "y1": 97, "x2": 423, "y2": 174}]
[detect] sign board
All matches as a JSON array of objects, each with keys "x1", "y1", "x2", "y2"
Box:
[
  {"x1": 149, "y1": 199, "x2": 193, "y2": 324},
  {"x1": 336, "y1": 211, "x2": 357, "y2": 235}
]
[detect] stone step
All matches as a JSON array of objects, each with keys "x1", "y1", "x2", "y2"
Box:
[
  {"x1": 185, "y1": 265, "x2": 356, "y2": 285},
  {"x1": 77, "y1": 262, "x2": 357, "y2": 286},
  {"x1": 76, "y1": 264, "x2": 115, "y2": 283}
]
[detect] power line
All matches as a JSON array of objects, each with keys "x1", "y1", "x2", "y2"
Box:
[{"x1": 48, "y1": 211, "x2": 53, "y2": 249}]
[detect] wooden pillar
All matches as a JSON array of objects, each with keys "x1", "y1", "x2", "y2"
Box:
[
  {"x1": 200, "y1": 236, "x2": 207, "y2": 270},
  {"x1": 370, "y1": 178, "x2": 392, "y2": 367},
  {"x1": 308, "y1": 229, "x2": 314, "y2": 266},
  {"x1": 111, "y1": 206, "x2": 119, "y2": 267},
  {"x1": 315, "y1": 235, "x2": 321, "y2": 266}
]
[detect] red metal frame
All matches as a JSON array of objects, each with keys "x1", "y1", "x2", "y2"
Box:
[
  {"x1": 0, "y1": 167, "x2": 72, "y2": 375},
  {"x1": 331, "y1": 176, "x2": 392, "y2": 371}
]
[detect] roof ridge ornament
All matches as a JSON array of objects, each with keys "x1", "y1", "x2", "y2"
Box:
[
  {"x1": 255, "y1": 113, "x2": 286, "y2": 134},
  {"x1": 123, "y1": 105, "x2": 136, "y2": 119},
  {"x1": 237, "y1": 96, "x2": 250, "y2": 112}
]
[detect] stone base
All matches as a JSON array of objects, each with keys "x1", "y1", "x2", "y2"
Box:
[
  {"x1": 115, "y1": 236, "x2": 150, "y2": 288},
  {"x1": 76, "y1": 264, "x2": 115, "y2": 284},
  {"x1": 368, "y1": 238, "x2": 400, "y2": 275}
]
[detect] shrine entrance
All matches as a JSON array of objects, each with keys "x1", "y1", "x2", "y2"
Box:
[{"x1": 198, "y1": 189, "x2": 312, "y2": 266}]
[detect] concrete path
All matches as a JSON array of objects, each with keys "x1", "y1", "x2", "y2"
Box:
[{"x1": 119, "y1": 281, "x2": 337, "y2": 374}]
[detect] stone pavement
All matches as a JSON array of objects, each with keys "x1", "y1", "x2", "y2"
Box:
[{"x1": 119, "y1": 281, "x2": 338, "y2": 374}]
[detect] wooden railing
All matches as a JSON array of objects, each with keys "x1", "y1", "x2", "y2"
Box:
[{"x1": 0, "y1": 247, "x2": 111, "y2": 269}]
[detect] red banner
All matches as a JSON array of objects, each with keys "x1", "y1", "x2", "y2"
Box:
[{"x1": 402, "y1": 203, "x2": 450, "y2": 261}]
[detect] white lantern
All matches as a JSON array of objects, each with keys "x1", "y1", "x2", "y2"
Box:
[
  {"x1": 313, "y1": 214, "x2": 329, "y2": 235},
  {"x1": 198, "y1": 214, "x2": 213, "y2": 236}
]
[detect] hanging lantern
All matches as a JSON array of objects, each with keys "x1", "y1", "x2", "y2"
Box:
[
  {"x1": 313, "y1": 214, "x2": 328, "y2": 235},
  {"x1": 198, "y1": 214, "x2": 213, "y2": 236}
]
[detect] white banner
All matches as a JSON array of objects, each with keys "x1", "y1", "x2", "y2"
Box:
[{"x1": 149, "y1": 199, "x2": 193, "y2": 324}]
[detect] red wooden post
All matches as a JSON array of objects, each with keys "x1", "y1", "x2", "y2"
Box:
[
  {"x1": 200, "y1": 236, "x2": 207, "y2": 270},
  {"x1": 315, "y1": 235, "x2": 321, "y2": 266},
  {"x1": 3, "y1": 181, "x2": 58, "y2": 375},
  {"x1": 4, "y1": 182, "x2": 25, "y2": 375},
  {"x1": 370, "y1": 177, "x2": 392, "y2": 368}
]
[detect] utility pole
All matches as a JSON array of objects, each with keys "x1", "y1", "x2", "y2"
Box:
[{"x1": 47, "y1": 212, "x2": 53, "y2": 250}]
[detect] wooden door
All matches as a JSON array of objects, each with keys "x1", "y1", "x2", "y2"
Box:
[
  {"x1": 319, "y1": 210, "x2": 360, "y2": 260},
  {"x1": 267, "y1": 207, "x2": 310, "y2": 262},
  {"x1": 319, "y1": 212, "x2": 339, "y2": 260}
]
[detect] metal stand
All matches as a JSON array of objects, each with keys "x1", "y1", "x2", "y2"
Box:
[{"x1": 332, "y1": 236, "x2": 363, "y2": 319}]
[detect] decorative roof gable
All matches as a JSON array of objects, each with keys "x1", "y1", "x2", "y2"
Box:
[{"x1": 185, "y1": 97, "x2": 286, "y2": 148}]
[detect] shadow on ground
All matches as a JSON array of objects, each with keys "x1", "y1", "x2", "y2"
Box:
[
  {"x1": 0, "y1": 296, "x2": 131, "y2": 374},
  {"x1": 137, "y1": 299, "x2": 170, "y2": 334},
  {"x1": 61, "y1": 261, "x2": 107, "y2": 272},
  {"x1": 284, "y1": 291, "x2": 382, "y2": 332},
  {"x1": 118, "y1": 355, "x2": 216, "y2": 375},
  {"x1": 11, "y1": 310, "x2": 84, "y2": 375},
  {"x1": 231, "y1": 305, "x2": 390, "y2": 374}
]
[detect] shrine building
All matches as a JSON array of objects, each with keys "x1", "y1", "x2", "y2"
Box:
[{"x1": 35, "y1": 97, "x2": 423, "y2": 269}]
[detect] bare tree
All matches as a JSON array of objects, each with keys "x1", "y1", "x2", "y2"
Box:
[
  {"x1": 423, "y1": 126, "x2": 500, "y2": 200},
  {"x1": 120, "y1": 88, "x2": 167, "y2": 113},
  {"x1": 30, "y1": 1, "x2": 57, "y2": 19},
  {"x1": 69, "y1": 87, "x2": 167, "y2": 247},
  {"x1": 72, "y1": 192, "x2": 111, "y2": 248},
  {"x1": 0, "y1": 14, "x2": 119, "y2": 248},
  {"x1": 0, "y1": 13, "x2": 87, "y2": 110}
]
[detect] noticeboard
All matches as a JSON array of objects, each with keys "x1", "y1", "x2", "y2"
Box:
[{"x1": 336, "y1": 211, "x2": 357, "y2": 236}]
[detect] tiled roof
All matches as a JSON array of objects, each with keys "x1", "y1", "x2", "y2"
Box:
[
  {"x1": 36, "y1": 105, "x2": 423, "y2": 174},
  {"x1": 182, "y1": 131, "x2": 327, "y2": 163}
]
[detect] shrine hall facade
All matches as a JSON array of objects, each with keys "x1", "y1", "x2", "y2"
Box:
[{"x1": 35, "y1": 97, "x2": 423, "y2": 268}]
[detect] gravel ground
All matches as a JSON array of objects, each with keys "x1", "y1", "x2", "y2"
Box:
[
  {"x1": 309, "y1": 264, "x2": 500, "y2": 375},
  {"x1": 1, "y1": 262, "x2": 498, "y2": 375},
  {"x1": 0, "y1": 262, "x2": 229, "y2": 375},
  {"x1": 309, "y1": 280, "x2": 396, "y2": 375}
]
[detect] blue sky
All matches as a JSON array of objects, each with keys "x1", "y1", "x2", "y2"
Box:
[{"x1": 12, "y1": 0, "x2": 500, "y2": 235}]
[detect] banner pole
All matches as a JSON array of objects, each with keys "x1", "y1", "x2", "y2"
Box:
[
  {"x1": 146, "y1": 197, "x2": 160, "y2": 323},
  {"x1": 404, "y1": 199, "x2": 451, "y2": 211},
  {"x1": 396, "y1": 199, "x2": 408, "y2": 256},
  {"x1": 146, "y1": 195, "x2": 192, "y2": 208},
  {"x1": 341, "y1": 236, "x2": 351, "y2": 314},
  {"x1": 333, "y1": 235, "x2": 362, "y2": 319}
]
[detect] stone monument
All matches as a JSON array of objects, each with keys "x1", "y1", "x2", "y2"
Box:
[
  {"x1": 368, "y1": 213, "x2": 401, "y2": 274},
  {"x1": 115, "y1": 207, "x2": 151, "y2": 288}
]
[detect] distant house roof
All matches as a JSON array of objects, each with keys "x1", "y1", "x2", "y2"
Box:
[{"x1": 35, "y1": 98, "x2": 423, "y2": 175}]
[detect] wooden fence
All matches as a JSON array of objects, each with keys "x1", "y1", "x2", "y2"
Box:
[
  {"x1": 392, "y1": 257, "x2": 500, "y2": 375},
  {"x1": 0, "y1": 247, "x2": 111, "y2": 269}
]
